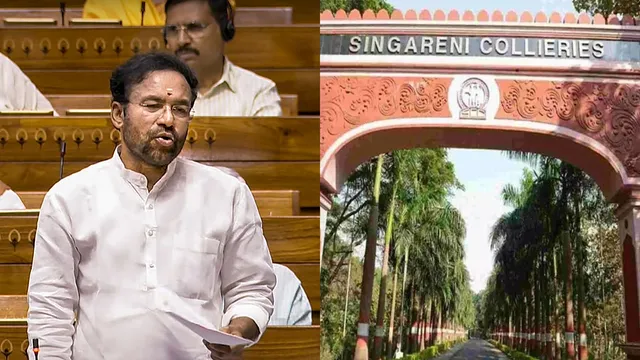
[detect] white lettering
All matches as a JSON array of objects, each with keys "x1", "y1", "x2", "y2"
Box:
[
  {"x1": 480, "y1": 38, "x2": 492, "y2": 54},
  {"x1": 348, "y1": 36, "x2": 361, "y2": 53},
  {"x1": 404, "y1": 36, "x2": 417, "y2": 54},
  {"x1": 593, "y1": 41, "x2": 604, "y2": 58},
  {"x1": 495, "y1": 38, "x2": 508, "y2": 55},
  {"x1": 558, "y1": 40, "x2": 571, "y2": 57},
  {"x1": 388, "y1": 36, "x2": 402, "y2": 53},
  {"x1": 436, "y1": 37, "x2": 447, "y2": 54},
  {"x1": 451, "y1": 37, "x2": 464, "y2": 54},
  {"x1": 421, "y1": 36, "x2": 433, "y2": 53},
  {"x1": 371, "y1": 36, "x2": 384, "y2": 53},
  {"x1": 538, "y1": 39, "x2": 543, "y2": 56},
  {"x1": 579, "y1": 40, "x2": 590, "y2": 58},
  {"x1": 524, "y1": 39, "x2": 536, "y2": 56},
  {"x1": 544, "y1": 39, "x2": 556, "y2": 57},
  {"x1": 511, "y1": 38, "x2": 522, "y2": 55}
]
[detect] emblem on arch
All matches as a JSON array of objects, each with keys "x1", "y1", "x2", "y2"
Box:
[{"x1": 458, "y1": 78, "x2": 490, "y2": 120}]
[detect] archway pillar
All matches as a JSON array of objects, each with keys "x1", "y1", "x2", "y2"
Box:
[
  {"x1": 616, "y1": 193, "x2": 640, "y2": 359},
  {"x1": 320, "y1": 178, "x2": 336, "y2": 262}
]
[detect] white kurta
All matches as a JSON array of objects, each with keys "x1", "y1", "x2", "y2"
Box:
[
  {"x1": 268, "y1": 264, "x2": 312, "y2": 326},
  {"x1": 27, "y1": 147, "x2": 276, "y2": 359},
  {"x1": 0, "y1": 189, "x2": 26, "y2": 210},
  {"x1": 191, "y1": 58, "x2": 282, "y2": 117},
  {"x1": 0, "y1": 53, "x2": 56, "y2": 113}
]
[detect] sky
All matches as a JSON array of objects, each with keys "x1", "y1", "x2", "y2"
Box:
[
  {"x1": 381, "y1": 0, "x2": 568, "y2": 293},
  {"x1": 447, "y1": 149, "x2": 528, "y2": 293}
]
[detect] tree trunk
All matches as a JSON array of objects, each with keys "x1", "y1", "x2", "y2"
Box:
[
  {"x1": 398, "y1": 249, "x2": 409, "y2": 354},
  {"x1": 545, "y1": 252, "x2": 553, "y2": 360},
  {"x1": 535, "y1": 258, "x2": 541, "y2": 357},
  {"x1": 342, "y1": 255, "x2": 352, "y2": 338},
  {"x1": 553, "y1": 247, "x2": 561, "y2": 360},
  {"x1": 415, "y1": 291, "x2": 422, "y2": 353},
  {"x1": 386, "y1": 261, "x2": 399, "y2": 359},
  {"x1": 408, "y1": 283, "x2": 416, "y2": 353},
  {"x1": 575, "y1": 197, "x2": 588, "y2": 360},
  {"x1": 373, "y1": 180, "x2": 398, "y2": 360},
  {"x1": 524, "y1": 301, "x2": 528, "y2": 352},
  {"x1": 354, "y1": 155, "x2": 384, "y2": 360},
  {"x1": 530, "y1": 281, "x2": 535, "y2": 355},
  {"x1": 564, "y1": 231, "x2": 576, "y2": 358},
  {"x1": 429, "y1": 301, "x2": 438, "y2": 347}
]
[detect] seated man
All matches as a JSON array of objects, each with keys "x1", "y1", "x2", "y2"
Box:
[
  {"x1": 163, "y1": 0, "x2": 282, "y2": 116},
  {"x1": 0, "y1": 180, "x2": 26, "y2": 210},
  {"x1": 82, "y1": 0, "x2": 166, "y2": 26},
  {"x1": 268, "y1": 264, "x2": 312, "y2": 326},
  {"x1": 0, "y1": 54, "x2": 56, "y2": 113}
]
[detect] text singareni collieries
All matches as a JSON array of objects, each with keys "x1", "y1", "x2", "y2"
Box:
[{"x1": 348, "y1": 35, "x2": 605, "y2": 59}]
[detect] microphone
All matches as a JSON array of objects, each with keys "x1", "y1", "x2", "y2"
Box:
[
  {"x1": 140, "y1": 1, "x2": 146, "y2": 26},
  {"x1": 59, "y1": 141, "x2": 66, "y2": 180},
  {"x1": 32, "y1": 338, "x2": 39, "y2": 359},
  {"x1": 59, "y1": 2, "x2": 66, "y2": 26}
]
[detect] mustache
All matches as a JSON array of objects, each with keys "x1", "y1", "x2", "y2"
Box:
[{"x1": 175, "y1": 47, "x2": 199, "y2": 56}]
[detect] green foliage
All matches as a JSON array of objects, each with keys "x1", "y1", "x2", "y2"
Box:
[
  {"x1": 482, "y1": 155, "x2": 624, "y2": 360},
  {"x1": 319, "y1": 0, "x2": 395, "y2": 14},
  {"x1": 489, "y1": 340, "x2": 538, "y2": 360},
  {"x1": 397, "y1": 339, "x2": 466, "y2": 360},
  {"x1": 572, "y1": 0, "x2": 640, "y2": 17},
  {"x1": 321, "y1": 148, "x2": 473, "y2": 359}
]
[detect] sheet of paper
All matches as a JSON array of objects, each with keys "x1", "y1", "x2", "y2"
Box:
[
  {"x1": 157, "y1": 290, "x2": 251, "y2": 347},
  {"x1": 169, "y1": 312, "x2": 252, "y2": 347}
]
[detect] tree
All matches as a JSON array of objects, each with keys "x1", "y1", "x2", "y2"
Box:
[
  {"x1": 483, "y1": 153, "x2": 623, "y2": 360},
  {"x1": 320, "y1": 0, "x2": 395, "y2": 14},
  {"x1": 572, "y1": 0, "x2": 640, "y2": 18}
]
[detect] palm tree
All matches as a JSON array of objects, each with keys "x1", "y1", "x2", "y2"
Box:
[{"x1": 354, "y1": 154, "x2": 385, "y2": 360}]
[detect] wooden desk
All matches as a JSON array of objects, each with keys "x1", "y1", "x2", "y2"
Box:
[
  {"x1": 0, "y1": 26, "x2": 319, "y2": 70},
  {"x1": 0, "y1": 322, "x2": 320, "y2": 359},
  {"x1": 0, "y1": 0, "x2": 319, "y2": 24},
  {"x1": 16, "y1": 189, "x2": 300, "y2": 216},
  {"x1": 28, "y1": 69, "x2": 319, "y2": 114},
  {"x1": 0, "y1": 116, "x2": 319, "y2": 207},
  {"x1": 0, "y1": 117, "x2": 319, "y2": 207},
  {"x1": 0, "y1": 212, "x2": 320, "y2": 311},
  {"x1": 0, "y1": 7, "x2": 294, "y2": 26},
  {"x1": 46, "y1": 93, "x2": 299, "y2": 116}
]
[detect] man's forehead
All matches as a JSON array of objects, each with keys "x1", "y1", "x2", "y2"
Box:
[
  {"x1": 165, "y1": 1, "x2": 213, "y2": 23},
  {"x1": 130, "y1": 71, "x2": 190, "y2": 98}
]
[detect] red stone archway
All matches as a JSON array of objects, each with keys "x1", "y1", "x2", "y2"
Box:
[{"x1": 320, "y1": 8, "x2": 640, "y2": 359}]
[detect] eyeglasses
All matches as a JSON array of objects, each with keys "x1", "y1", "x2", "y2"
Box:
[
  {"x1": 128, "y1": 101, "x2": 193, "y2": 123},
  {"x1": 163, "y1": 22, "x2": 212, "y2": 39}
]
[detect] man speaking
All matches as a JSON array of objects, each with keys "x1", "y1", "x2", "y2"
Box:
[{"x1": 26, "y1": 52, "x2": 276, "y2": 360}]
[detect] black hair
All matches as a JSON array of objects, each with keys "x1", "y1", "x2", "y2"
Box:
[
  {"x1": 164, "y1": 0, "x2": 235, "y2": 42},
  {"x1": 109, "y1": 52, "x2": 199, "y2": 106}
]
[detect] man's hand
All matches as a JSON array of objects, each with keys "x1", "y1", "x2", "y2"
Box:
[{"x1": 203, "y1": 317, "x2": 260, "y2": 360}]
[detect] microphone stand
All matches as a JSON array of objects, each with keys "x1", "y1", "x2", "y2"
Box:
[
  {"x1": 60, "y1": 2, "x2": 66, "y2": 26},
  {"x1": 32, "y1": 339, "x2": 39, "y2": 360},
  {"x1": 140, "y1": 1, "x2": 146, "y2": 26},
  {"x1": 59, "y1": 141, "x2": 66, "y2": 180}
]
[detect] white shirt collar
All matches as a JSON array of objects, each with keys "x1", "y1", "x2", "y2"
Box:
[
  {"x1": 198, "y1": 57, "x2": 237, "y2": 98},
  {"x1": 110, "y1": 144, "x2": 179, "y2": 190}
]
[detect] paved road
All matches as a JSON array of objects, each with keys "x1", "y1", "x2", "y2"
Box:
[{"x1": 434, "y1": 339, "x2": 508, "y2": 359}]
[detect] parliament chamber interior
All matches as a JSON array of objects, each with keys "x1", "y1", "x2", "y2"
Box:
[{"x1": 0, "y1": 0, "x2": 319, "y2": 358}]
